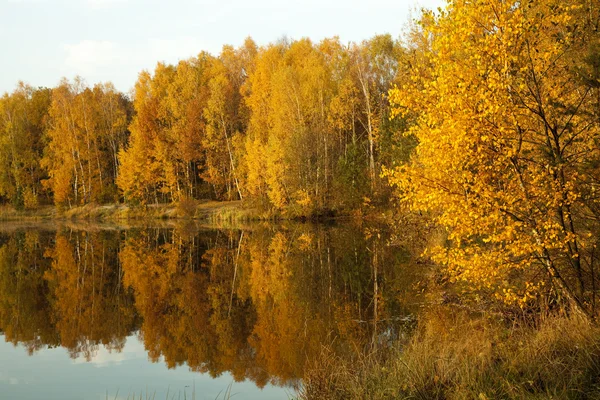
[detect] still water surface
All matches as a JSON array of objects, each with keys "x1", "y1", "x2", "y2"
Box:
[{"x1": 0, "y1": 222, "x2": 420, "y2": 399}]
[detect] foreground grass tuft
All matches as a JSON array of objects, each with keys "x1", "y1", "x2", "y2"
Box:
[{"x1": 301, "y1": 308, "x2": 600, "y2": 400}]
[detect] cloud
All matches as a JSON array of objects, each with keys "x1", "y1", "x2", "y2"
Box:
[
  {"x1": 63, "y1": 40, "x2": 120, "y2": 76},
  {"x1": 59, "y1": 36, "x2": 217, "y2": 91},
  {"x1": 72, "y1": 337, "x2": 147, "y2": 368},
  {"x1": 87, "y1": 0, "x2": 127, "y2": 9},
  {"x1": 148, "y1": 37, "x2": 215, "y2": 62}
]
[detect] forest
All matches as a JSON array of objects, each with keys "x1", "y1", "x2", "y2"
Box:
[{"x1": 0, "y1": 34, "x2": 410, "y2": 214}]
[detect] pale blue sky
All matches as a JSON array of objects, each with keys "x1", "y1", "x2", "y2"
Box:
[{"x1": 0, "y1": 0, "x2": 443, "y2": 94}]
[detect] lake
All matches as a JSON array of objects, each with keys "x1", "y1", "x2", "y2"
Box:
[{"x1": 0, "y1": 221, "x2": 421, "y2": 400}]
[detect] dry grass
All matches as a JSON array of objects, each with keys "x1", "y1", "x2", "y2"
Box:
[
  {"x1": 0, "y1": 201, "x2": 252, "y2": 222},
  {"x1": 175, "y1": 197, "x2": 199, "y2": 218},
  {"x1": 0, "y1": 200, "x2": 355, "y2": 223},
  {"x1": 0, "y1": 204, "x2": 56, "y2": 220},
  {"x1": 301, "y1": 308, "x2": 600, "y2": 400},
  {"x1": 62, "y1": 200, "x2": 253, "y2": 222}
]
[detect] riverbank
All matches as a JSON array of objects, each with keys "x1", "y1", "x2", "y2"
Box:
[
  {"x1": 0, "y1": 201, "x2": 390, "y2": 223},
  {"x1": 0, "y1": 201, "x2": 252, "y2": 222}
]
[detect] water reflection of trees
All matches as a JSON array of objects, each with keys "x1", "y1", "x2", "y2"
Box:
[
  {"x1": 0, "y1": 230, "x2": 136, "y2": 358},
  {"x1": 0, "y1": 224, "x2": 419, "y2": 387}
]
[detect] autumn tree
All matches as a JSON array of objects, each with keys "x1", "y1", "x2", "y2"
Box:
[
  {"x1": 242, "y1": 42, "x2": 285, "y2": 206},
  {"x1": 243, "y1": 38, "x2": 338, "y2": 212},
  {"x1": 322, "y1": 38, "x2": 368, "y2": 208},
  {"x1": 352, "y1": 35, "x2": 401, "y2": 191},
  {"x1": 0, "y1": 83, "x2": 51, "y2": 208},
  {"x1": 119, "y1": 56, "x2": 215, "y2": 203},
  {"x1": 202, "y1": 44, "x2": 255, "y2": 200},
  {"x1": 43, "y1": 78, "x2": 129, "y2": 207},
  {"x1": 0, "y1": 35, "x2": 412, "y2": 213},
  {"x1": 241, "y1": 36, "x2": 405, "y2": 214},
  {"x1": 118, "y1": 64, "x2": 181, "y2": 204},
  {"x1": 388, "y1": 0, "x2": 600, "y2": 317}
]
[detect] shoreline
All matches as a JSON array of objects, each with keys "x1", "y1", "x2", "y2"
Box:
[
  {"x1": 0, "y1": 201, "x2": 244, "y2": 222},
  {"x1": 0, "y1": 200, "x2": 380, "y2": 224}
]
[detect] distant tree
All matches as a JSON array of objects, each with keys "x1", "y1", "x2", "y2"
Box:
[
  {"x1": 43, "y1": 78, "x2": 129, "y2": 207},
  {"x1": 0, "y1": 83, "x2": 51, "y2": 208}
]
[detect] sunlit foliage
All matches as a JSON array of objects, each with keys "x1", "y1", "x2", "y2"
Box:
[
  {"x1": 0, "y1": 84, "x2": 51, "y2": 208},
  {"x1": 387, "y1": 0, "x2": 600, "y2": 317},
  {"x1": 43, "y1": 78, "x2": 129, "y2": 207},
  {"x1": 0, "y1": 34, "x2": 409, "y2": 215}
]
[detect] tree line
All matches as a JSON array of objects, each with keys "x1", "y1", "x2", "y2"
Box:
[{"x1": 0, "y1": 35, "x2": 412, "y2": 213}]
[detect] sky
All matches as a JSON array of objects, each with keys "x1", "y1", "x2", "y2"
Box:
[{"x1": 0, "y1": 0, "x2": 444, "y2": 94}]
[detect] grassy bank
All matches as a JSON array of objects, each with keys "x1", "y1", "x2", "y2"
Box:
[
  {"x1": 0, "y1": 200, "x2": 388, "y2": 223},
  {"x1": 0, "y1": 200, "x2": 253, "y2": 222},
  {"x1": 302, "y1": 308, "x2": 600, "y2": 400}
]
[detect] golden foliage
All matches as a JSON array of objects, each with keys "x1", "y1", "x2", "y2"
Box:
[{"x1": 388, "y1": 0, "x2": 600, "y2": 315}]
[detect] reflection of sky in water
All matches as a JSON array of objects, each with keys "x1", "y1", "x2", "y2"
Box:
[{"x1": 0, "y1": 334, "x2": 292, "y2": 400}]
